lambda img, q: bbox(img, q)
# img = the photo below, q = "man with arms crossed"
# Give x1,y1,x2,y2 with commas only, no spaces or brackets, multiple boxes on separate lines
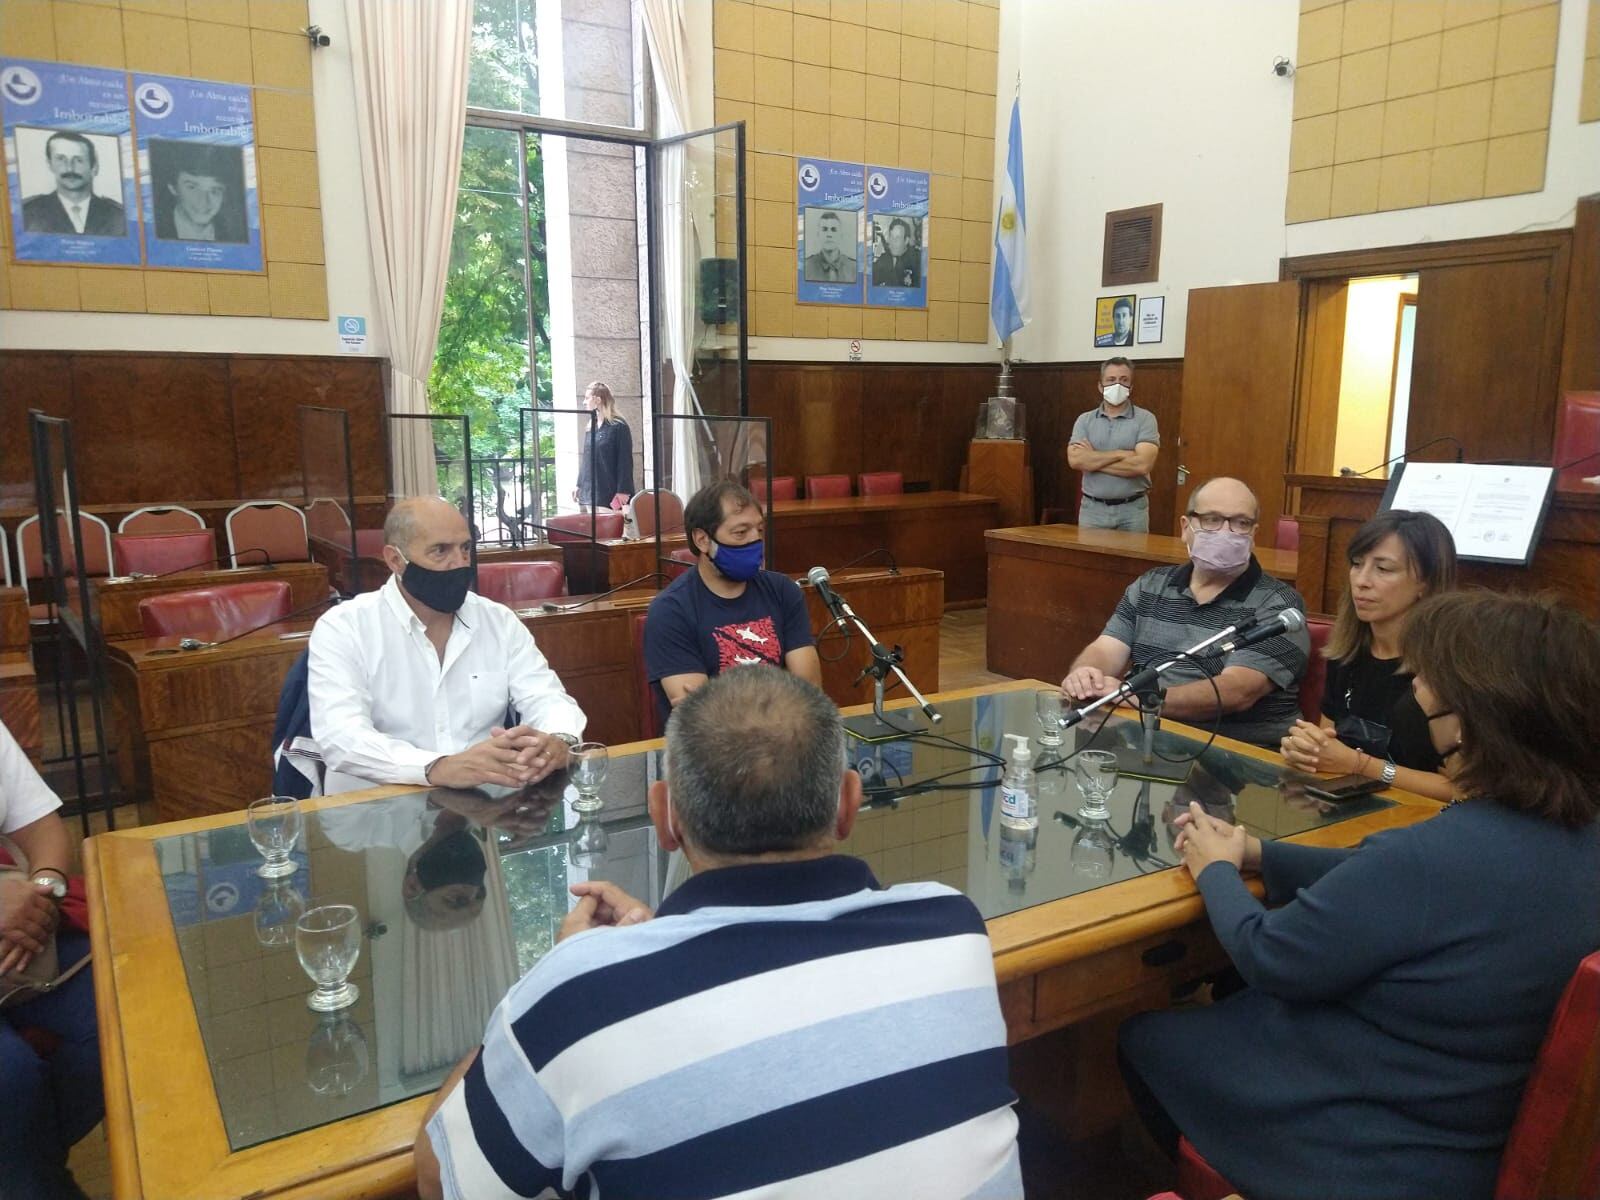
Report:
416,667,1022,1200
1069,357,1159,532
644,480,821,727
1061,477,1310,748
309,497,584,794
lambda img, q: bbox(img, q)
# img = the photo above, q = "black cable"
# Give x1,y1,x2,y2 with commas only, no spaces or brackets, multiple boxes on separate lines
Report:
814,614,854,663
1143,652,1226,767
833,548,899,574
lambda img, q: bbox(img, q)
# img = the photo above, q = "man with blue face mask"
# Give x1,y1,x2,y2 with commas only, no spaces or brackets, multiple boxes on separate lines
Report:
1060,477,1310,747
1068,357,1159,531
308,496,585,794
644,481,821,728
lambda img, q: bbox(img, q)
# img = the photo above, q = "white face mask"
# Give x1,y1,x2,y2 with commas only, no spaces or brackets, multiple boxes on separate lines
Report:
1102,383,1130,407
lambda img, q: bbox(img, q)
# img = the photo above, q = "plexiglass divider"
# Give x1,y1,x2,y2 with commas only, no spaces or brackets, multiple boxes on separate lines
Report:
511,405,609,548
299,406,361,596
28,410,117,833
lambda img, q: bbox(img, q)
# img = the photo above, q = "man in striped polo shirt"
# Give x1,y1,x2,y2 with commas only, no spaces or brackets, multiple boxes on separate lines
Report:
1061,476,1310,747
415,667,1021,1200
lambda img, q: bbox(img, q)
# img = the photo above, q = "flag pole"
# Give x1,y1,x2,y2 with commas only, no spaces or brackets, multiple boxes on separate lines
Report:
997,338,1013,398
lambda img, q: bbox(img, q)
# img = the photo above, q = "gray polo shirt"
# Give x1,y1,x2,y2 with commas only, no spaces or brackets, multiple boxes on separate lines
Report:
1070,403,1160,500
1103,558,1310,747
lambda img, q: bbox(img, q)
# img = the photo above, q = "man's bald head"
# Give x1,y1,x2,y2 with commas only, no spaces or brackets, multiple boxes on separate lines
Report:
1185,477,1259,520
384,497,469,559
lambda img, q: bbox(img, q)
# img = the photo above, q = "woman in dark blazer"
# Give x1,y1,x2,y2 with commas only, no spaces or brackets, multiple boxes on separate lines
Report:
572,381,634,512
1120,590,1600,1200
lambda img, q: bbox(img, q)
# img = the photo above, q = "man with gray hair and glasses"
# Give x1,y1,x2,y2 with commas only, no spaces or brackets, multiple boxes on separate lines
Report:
415,667,1022,1200
1060,476,1310,747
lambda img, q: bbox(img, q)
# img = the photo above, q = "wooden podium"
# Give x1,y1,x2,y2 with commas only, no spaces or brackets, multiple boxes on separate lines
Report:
962,438,1034,528
1288,473,1600,618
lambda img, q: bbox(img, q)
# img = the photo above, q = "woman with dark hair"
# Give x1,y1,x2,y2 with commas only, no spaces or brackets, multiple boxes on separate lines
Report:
572,381,634,512
1119,590,1600,1200
1280,509,1457,802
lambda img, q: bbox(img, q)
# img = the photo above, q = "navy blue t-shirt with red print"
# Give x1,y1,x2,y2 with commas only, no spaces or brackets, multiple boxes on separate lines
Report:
643,567,815,727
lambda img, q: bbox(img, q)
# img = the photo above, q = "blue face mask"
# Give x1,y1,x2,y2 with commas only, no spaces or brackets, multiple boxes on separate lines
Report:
710,537,763,582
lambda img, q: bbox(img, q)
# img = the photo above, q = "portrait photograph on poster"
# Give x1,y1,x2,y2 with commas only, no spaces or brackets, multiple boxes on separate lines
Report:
795,156,865,305
0,57,141,265
132,72,263,271
864,165,928,309
1094,293,1136,347
801,206,858,284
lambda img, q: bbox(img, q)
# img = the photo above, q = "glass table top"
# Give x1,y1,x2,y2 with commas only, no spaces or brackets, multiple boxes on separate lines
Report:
153,688,1394,1150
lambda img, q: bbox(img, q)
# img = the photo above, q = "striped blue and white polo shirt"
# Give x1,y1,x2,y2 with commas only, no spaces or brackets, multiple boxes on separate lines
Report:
427,854,1022,1199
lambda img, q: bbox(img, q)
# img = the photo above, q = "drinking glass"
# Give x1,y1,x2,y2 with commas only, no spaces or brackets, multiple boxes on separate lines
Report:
569,817,609,870
1035,689,1065,748
1070,820,1117,880
1074,750,1118,822
570,742,609,814
295,904,361,1012
254,881,305,947
305,1012,369,1097
247,797,303,879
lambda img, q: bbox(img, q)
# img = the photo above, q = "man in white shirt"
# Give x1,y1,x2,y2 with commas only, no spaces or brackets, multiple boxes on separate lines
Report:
308,497,586,795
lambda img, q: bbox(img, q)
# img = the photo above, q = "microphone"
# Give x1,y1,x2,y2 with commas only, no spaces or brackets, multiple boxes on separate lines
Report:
1214,607,1305,655
807,566,941,727
1339,435,1463,477
807,565,847,616
533,572,668,614
126,548,274,580
177,593,339,651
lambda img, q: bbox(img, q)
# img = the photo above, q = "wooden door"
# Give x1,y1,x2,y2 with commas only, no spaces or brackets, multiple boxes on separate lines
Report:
1178,281,1302,535
1408,256,1566,464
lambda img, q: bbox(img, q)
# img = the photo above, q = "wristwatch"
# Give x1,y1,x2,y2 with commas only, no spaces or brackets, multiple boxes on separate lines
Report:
1380,759,1397,787
32,872,67,900
551,733,580,750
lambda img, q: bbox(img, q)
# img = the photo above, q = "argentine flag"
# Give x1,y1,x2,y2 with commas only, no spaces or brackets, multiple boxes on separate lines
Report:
990,96,1029,343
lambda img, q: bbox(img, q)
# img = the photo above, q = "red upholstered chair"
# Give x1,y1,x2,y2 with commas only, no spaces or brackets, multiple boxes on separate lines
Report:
1274,516,1300,552
138,580,292,641
633,610,661,741
665,547,695,579
1299,615,1332,723
1494,949,1600,1200
629,490,685,538
304,498,351,545
226,501,310,566
475,561,565,608
1176,1137,1240,1200
805,474,852,499
544,512,624,543
113,530,217,576
858,471,904,496
750,476,797,504
353,529,387,558
16,511,114,621
118,505,205,535
1554,392,1600,489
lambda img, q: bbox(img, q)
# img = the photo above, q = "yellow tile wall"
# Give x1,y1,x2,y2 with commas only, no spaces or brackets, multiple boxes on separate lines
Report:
0,0,327,318
715,0,1000,342
1581,1,1600,123
1288,0,1560,222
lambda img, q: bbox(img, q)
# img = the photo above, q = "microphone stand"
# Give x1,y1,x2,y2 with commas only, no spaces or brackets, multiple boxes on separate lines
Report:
816,576,941,740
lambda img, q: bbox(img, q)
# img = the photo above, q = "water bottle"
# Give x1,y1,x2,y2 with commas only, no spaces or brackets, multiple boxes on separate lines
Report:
999,734,1037,831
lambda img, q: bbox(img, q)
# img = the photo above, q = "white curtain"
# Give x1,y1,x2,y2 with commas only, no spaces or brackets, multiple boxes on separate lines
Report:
640,0,711,500
345,0,475,498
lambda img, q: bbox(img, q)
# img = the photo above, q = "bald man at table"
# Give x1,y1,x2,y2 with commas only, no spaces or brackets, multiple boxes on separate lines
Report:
308,497,585,795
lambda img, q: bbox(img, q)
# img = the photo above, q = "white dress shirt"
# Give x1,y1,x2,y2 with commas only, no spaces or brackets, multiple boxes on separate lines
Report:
308,577,586,795
0,720,60,835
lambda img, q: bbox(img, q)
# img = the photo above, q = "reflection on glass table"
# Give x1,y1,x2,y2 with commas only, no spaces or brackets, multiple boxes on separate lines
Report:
151,690,1391,1151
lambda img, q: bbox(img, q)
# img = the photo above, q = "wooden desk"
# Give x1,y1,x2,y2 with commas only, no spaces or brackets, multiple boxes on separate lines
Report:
1289,473,1600,618
107,569,942,821
86,682,1440,1200
91,563,330,642
559,493,997,606
984,526,1299,681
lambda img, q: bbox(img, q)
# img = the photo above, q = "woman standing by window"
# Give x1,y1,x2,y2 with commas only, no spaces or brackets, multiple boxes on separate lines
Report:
572,381,634,512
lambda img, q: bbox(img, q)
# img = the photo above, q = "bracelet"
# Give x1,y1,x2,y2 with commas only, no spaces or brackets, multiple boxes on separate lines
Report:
1355,750,1370,777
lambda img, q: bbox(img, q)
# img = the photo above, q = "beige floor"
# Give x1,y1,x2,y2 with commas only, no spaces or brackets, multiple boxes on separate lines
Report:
62,608,1018,1198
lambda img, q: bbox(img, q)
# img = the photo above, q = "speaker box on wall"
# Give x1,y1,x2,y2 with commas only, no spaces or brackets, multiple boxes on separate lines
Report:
697,258,740,325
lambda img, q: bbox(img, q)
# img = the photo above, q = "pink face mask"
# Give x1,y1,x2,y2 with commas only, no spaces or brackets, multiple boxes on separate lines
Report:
1189,528,1252,574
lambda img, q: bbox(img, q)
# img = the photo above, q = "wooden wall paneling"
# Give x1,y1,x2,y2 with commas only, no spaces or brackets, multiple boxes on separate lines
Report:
0,353,73,507
1559,194,1600,395
1409,250,1567,464
229,357,389,501
72,355,236,504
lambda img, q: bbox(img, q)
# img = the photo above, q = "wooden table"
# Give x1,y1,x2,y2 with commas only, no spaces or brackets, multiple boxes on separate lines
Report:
1289,473,1600,618
86,680,1440,1200
556,492,998,607
90,563,330,642
984,526,1299,681
105,569,942,822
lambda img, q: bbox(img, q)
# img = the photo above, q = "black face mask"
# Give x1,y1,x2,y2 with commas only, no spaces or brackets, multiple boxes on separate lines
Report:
400,555,473,614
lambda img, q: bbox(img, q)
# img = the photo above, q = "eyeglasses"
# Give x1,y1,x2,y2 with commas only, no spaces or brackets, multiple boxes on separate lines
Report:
1186,511,1258,534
